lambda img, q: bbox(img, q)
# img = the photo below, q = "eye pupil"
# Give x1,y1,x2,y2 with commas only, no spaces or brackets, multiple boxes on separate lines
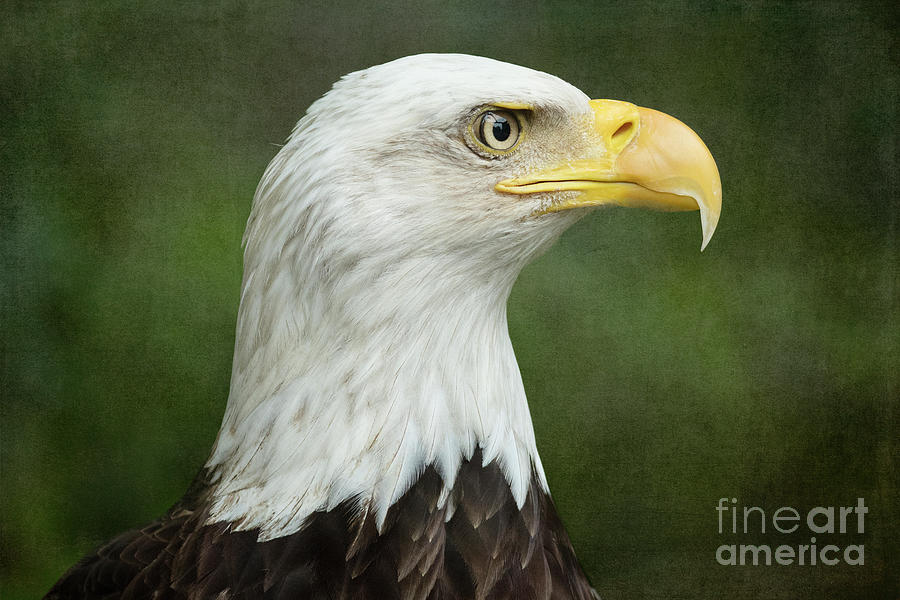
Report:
492,117,511,142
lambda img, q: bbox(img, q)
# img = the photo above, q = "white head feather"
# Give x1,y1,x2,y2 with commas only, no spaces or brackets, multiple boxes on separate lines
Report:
204,54,596,539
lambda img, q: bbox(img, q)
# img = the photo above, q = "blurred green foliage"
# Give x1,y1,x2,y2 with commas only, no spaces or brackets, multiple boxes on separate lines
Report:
2,1,897,598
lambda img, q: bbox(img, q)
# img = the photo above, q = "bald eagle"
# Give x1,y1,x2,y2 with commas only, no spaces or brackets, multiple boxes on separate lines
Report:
46,54,720,600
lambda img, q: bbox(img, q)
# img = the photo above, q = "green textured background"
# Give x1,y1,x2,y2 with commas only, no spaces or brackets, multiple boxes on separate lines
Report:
2,2,897,598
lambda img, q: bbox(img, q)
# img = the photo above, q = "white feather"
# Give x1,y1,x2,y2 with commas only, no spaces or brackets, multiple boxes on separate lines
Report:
204,54,594,539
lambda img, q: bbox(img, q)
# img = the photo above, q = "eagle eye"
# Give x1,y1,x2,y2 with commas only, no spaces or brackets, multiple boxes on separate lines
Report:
474,109,521,153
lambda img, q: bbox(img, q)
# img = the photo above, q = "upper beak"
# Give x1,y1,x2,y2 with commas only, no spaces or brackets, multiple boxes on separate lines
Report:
495,99,722,250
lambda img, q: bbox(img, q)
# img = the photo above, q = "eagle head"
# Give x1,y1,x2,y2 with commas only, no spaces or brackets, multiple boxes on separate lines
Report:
205,53,721,538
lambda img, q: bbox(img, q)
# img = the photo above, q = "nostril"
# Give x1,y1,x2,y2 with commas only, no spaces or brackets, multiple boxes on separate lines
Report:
612,121,634,142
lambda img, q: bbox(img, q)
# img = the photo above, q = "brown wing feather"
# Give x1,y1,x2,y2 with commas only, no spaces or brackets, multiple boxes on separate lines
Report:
45,451,596,600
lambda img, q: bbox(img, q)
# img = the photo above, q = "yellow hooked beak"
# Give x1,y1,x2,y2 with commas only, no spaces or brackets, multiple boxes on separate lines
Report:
496,99,722,250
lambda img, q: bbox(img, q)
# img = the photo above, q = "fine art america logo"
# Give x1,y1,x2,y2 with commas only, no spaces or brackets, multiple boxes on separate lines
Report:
715,498,867,566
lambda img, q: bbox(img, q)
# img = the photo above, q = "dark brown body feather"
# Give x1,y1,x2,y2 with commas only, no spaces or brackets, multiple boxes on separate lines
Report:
46,450,596,600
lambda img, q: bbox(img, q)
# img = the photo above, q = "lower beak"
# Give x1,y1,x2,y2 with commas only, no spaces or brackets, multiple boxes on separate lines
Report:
495,99,722,250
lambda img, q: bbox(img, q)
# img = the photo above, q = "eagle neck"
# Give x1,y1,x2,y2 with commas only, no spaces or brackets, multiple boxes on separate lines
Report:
205,251,548,540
